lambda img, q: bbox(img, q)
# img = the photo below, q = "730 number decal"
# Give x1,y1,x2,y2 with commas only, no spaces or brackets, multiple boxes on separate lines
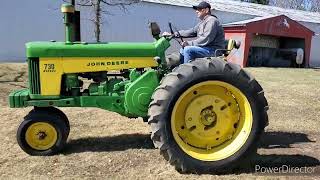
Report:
43,64,56,73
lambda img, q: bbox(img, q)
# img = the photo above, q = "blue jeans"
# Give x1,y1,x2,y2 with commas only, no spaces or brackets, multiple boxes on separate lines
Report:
180,46,215,64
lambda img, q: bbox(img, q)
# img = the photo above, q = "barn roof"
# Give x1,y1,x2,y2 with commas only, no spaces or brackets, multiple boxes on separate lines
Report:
223,15,315,36
223,15,277,26
142,0,320,24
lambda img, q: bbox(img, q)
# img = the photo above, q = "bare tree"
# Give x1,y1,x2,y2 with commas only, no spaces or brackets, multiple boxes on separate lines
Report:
269,0,320,12
309,0,320,12
287,0,305,10
64,0,140,42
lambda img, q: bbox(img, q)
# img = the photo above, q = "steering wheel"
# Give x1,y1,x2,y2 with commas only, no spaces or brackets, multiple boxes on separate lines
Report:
168,22,184,44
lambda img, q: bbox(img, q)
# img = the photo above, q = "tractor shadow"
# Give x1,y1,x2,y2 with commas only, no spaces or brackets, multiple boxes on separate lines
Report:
231,131,319,175
63,131,319,174
258,131,316,149
63,133,154,154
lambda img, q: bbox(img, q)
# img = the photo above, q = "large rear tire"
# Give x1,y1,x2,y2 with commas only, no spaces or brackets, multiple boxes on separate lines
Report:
148,59,268,173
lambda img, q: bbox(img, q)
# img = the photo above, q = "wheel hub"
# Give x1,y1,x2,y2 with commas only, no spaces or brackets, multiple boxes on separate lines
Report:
200,106,217,127
25,122,58,150
37,131,47,140
171,81,253,161
183,94,239,150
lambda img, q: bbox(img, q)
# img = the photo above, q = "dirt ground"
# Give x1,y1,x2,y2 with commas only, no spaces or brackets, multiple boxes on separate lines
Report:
0,63,319,179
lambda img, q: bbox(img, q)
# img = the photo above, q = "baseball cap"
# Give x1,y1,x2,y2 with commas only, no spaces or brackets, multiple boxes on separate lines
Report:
192,1,211,10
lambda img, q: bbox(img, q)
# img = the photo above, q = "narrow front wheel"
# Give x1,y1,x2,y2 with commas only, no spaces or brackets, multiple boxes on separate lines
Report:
17,108,68,156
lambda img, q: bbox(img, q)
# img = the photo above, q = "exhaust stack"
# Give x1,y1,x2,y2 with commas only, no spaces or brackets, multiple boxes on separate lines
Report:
61,4,75,44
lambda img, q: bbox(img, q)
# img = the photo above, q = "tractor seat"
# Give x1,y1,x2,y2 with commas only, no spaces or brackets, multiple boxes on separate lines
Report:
221,39,241,57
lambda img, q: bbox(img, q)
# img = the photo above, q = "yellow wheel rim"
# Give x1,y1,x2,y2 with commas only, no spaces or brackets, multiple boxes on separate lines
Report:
171,81,253,161
25,122,58,150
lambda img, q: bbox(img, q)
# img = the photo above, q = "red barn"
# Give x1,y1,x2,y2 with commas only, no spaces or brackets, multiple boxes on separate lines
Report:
224,15,315,67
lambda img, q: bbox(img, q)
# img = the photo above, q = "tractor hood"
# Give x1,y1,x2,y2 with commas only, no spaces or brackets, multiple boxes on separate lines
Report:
26,37,170,58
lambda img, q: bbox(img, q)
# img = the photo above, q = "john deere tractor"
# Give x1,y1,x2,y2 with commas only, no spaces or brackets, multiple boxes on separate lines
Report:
9,4,268,173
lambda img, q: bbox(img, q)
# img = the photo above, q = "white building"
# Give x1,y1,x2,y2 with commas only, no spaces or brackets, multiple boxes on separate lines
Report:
1,0,319,66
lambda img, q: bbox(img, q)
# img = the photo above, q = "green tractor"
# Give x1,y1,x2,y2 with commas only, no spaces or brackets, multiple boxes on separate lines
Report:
9,4,268,173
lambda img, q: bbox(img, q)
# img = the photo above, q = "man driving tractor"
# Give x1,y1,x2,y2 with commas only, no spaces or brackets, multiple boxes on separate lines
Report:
163,1,225,64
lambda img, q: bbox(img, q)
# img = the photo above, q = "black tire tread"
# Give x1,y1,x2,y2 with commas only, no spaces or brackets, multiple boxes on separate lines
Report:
148,59,268,173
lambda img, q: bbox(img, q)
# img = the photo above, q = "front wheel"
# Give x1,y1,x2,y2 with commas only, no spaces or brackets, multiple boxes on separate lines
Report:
17,108,69,156
148,59,268,173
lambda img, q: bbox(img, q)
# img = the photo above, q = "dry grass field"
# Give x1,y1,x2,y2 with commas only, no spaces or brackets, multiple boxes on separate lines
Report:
0,63,319,179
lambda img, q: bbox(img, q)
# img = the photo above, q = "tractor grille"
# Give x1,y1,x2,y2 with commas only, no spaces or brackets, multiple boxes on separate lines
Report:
28,58,41,94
